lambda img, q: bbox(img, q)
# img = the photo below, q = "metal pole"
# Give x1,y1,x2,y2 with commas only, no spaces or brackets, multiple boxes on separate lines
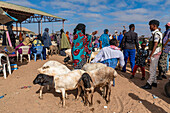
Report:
20,22,22,33
62,20,64,30
41,19,42,36
38,21,40,34
16,22,18,36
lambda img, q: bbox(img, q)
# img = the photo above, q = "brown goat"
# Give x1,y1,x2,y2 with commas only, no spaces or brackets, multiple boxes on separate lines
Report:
77,67,117,106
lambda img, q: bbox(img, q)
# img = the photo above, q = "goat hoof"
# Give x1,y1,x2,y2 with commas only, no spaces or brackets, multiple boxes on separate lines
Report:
39,97,43,100
89,103,93,107
84,103,87,106
65,97,69,100
106,100,110,104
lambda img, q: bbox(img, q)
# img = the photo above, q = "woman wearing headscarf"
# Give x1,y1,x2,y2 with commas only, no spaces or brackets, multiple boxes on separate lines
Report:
99,29,110,49
66,31,71,44
72,23,97,69
60,29,71,56
15,36,31,54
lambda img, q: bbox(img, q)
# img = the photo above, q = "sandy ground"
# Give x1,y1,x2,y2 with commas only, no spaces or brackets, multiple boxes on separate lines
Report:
0,55,170,113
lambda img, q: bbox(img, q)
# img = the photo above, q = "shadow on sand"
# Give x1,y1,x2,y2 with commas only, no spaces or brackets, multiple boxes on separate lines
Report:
118,64,170,104
129,93,168,113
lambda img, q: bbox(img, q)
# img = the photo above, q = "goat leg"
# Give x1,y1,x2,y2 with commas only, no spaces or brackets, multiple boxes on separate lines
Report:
105,85,109,103
107,83,112,103
61,89,66,107
76,86,81,100
65,93,69,99
102,86,106,98
39,86,43,99
47,85,50,91
84,92,88,106
89,89,94,106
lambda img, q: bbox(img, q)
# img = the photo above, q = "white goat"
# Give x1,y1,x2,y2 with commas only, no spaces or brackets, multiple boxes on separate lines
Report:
36,61,70,99
54,69,85,107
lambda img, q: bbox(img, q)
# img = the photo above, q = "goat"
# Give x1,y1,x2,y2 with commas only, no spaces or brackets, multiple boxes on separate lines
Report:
33,69,85,107
33,74,54,99
64,49,72,64
88,50,100,63
64,49,100,64
54,69,85,107
35,61,70,99
77,73,94,106
49,45,59,56
81,63,107,71
77,67,117,106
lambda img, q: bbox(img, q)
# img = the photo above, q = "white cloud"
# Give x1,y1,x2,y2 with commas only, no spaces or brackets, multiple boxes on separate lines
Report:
133,0,164,5
127,8,148,14
41,0,85,10
107,8,161,22
55,11,76,18
5,0,39,8
88,5,108,12
79,13,103,18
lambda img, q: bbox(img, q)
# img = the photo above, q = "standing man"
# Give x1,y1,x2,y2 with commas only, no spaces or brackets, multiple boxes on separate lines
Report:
42,28,52,59
157,22,170,80
142,20,162,89
121,24,139,72
118,30,126,47
99,29,110,49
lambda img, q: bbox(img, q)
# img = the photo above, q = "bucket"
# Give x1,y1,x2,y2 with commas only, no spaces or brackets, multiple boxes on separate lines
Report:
10,64,18,70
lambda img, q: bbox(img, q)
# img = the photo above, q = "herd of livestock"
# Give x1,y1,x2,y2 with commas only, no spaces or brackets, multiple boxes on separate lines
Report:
33,61,117,107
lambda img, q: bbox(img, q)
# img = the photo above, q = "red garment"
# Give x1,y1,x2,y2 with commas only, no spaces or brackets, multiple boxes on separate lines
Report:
132,65,145,77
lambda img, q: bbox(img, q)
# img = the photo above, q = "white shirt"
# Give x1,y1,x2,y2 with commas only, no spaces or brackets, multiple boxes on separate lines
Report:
91,46,125,67
149,29,162,56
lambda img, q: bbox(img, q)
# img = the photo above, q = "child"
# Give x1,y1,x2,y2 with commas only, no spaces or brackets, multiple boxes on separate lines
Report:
130,42,148,80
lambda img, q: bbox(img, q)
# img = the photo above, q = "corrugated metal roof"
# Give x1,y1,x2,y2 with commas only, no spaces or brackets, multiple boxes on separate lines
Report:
0,1,65,20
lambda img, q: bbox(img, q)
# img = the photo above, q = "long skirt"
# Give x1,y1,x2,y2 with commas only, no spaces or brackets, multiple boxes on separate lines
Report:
158,51,168,73
74,57,87,69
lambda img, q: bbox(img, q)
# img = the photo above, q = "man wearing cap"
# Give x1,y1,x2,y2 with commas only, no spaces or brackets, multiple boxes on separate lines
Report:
121,24,139,73
142,20,163,89
157,22,170,80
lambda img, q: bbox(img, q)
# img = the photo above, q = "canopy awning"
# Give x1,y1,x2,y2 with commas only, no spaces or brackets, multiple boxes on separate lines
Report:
0,7,17,25
0,1,66,24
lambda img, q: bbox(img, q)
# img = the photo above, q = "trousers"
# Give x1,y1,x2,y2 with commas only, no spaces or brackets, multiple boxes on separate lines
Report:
147,54,161,85
132,65,145,77
122,49,136,72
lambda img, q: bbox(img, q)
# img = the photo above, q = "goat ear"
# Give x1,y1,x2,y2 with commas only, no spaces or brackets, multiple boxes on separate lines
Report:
78,77,82,83
90,77,93,83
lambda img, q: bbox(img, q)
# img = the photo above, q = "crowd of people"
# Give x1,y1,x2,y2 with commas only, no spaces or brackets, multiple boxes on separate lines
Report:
71,20,170,90
0,19,169,91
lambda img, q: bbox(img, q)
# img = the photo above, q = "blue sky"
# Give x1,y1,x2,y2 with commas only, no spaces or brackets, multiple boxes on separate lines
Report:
2,0,170,36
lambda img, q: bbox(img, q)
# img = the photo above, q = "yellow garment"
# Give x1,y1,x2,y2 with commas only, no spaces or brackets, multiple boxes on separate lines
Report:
22,37,31,46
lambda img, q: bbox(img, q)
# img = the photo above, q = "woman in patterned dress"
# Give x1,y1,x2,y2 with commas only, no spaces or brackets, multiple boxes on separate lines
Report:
71,23,97,69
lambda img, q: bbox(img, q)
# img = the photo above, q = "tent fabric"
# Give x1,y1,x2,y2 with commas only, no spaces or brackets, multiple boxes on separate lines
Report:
0,1,65,21
0,7,17,25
